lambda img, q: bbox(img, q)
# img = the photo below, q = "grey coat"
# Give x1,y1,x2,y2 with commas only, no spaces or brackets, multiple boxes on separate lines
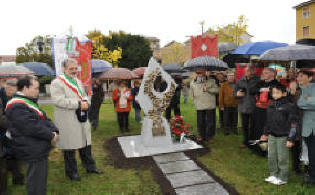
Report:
50,77,91,150
234,76,260,114
297,83,315,137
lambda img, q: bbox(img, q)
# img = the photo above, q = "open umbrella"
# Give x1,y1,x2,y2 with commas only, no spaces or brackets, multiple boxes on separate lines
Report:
232,41,288,55
99,68,138,80
132,67,147,77
296,60,315,68
259,45,315,61
0,64,34,78
183,56,228,71
91,59,112,73
19,62,54,76
162,63,184,73
296,38,315,46
223,54,251,68
219,42,237,55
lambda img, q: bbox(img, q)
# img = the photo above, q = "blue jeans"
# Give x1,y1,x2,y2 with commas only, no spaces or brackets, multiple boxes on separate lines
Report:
134,108,141,122
183,96,188,104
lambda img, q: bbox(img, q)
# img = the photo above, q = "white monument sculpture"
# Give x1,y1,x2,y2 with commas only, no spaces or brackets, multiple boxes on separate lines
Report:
136,58,177,147
117,58,202,158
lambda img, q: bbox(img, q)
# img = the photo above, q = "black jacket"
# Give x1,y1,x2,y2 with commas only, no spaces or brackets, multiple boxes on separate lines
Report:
131,87,141,109
250,79,280,108
263,97,299,141
234,75,260,114
5,95,58,161
0,88,8,112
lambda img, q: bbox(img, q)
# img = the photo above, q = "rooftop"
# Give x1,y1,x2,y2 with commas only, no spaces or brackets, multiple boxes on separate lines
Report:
293,0,315,9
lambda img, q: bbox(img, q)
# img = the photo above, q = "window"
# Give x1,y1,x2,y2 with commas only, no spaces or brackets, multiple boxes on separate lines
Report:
302,7,310,18
303,26,310,37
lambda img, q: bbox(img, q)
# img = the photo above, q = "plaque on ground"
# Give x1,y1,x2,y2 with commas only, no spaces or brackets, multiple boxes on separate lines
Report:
118,135,202,158
157,160,200,174
175,183,229,195
153,152,190,164
166,170,215,188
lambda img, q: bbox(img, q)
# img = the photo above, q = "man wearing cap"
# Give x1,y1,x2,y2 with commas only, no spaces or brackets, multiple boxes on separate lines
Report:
51,58,102,181
190,70,218,143
219,71,238,135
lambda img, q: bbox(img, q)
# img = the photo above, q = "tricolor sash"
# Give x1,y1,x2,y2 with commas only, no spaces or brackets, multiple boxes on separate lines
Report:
6,97,45,120
58,74,83,100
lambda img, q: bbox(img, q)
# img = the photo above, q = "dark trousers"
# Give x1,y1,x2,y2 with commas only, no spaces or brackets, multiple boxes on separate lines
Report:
117,112,129,132
0,158,25,195
305,134,315,180
63,145,96,177
88,101,102,130
291,140,302,172
223,107,238,134
241,113,254,145
219,109,224,128
134,108,141,122
26,158,48,195
7,159,25,184
197,109,216,141
165,104,181,121
252,107,267,140
0,158,8,195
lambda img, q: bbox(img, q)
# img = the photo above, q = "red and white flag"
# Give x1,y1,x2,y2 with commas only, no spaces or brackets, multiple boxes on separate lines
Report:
191,35,218,58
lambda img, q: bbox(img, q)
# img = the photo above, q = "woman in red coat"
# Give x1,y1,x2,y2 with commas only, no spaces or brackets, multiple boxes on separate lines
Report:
112,81,133,132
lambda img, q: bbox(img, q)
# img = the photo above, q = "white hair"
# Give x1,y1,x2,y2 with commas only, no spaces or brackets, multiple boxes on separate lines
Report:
62,58,78,68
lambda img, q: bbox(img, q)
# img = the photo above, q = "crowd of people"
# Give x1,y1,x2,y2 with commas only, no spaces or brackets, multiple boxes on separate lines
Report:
189,65,315,186
0,57,315,194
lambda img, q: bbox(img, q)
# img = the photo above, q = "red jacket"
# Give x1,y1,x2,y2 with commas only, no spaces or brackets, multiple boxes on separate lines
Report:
112,88,133,112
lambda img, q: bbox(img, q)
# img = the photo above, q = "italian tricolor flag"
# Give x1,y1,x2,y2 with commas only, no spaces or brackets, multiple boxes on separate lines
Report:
58,74,83,100
6,97,44,120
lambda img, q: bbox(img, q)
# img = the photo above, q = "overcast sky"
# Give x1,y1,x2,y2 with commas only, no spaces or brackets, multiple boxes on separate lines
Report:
0,0,305,55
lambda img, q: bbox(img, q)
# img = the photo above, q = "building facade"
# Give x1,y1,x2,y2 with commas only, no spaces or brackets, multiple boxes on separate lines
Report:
294,0,315,40
0,55,16,64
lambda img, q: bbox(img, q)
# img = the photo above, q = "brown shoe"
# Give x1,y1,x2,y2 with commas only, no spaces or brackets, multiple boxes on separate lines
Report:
239,144,247,149
208,138,215,144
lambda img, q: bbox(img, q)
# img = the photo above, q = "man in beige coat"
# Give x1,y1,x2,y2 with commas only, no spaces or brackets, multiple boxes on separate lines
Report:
50,58,102,181
190,70,218,143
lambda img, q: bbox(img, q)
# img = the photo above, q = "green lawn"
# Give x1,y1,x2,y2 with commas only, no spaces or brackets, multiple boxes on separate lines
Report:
7,99,315,194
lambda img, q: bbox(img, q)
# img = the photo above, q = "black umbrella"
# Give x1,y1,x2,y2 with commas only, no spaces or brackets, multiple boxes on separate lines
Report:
162,63,184,73
296,60,315,68
296,38,315,46
183,56,228,71
222,54,251,68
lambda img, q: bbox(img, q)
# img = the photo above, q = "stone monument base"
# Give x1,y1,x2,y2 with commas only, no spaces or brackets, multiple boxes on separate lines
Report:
140,117,173,147
118,135,203,158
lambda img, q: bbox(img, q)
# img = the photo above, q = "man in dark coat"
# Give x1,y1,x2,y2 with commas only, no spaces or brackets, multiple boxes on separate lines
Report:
0,79,25,189
88,78,104,130
251,68,280,154
131,80,141,122
5,76,59,195
165,76,182,121
234,66,260,148
0,98,9,195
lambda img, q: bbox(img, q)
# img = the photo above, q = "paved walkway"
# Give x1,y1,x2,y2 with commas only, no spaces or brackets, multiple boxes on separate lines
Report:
38,99,53,105
153,152,229,195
